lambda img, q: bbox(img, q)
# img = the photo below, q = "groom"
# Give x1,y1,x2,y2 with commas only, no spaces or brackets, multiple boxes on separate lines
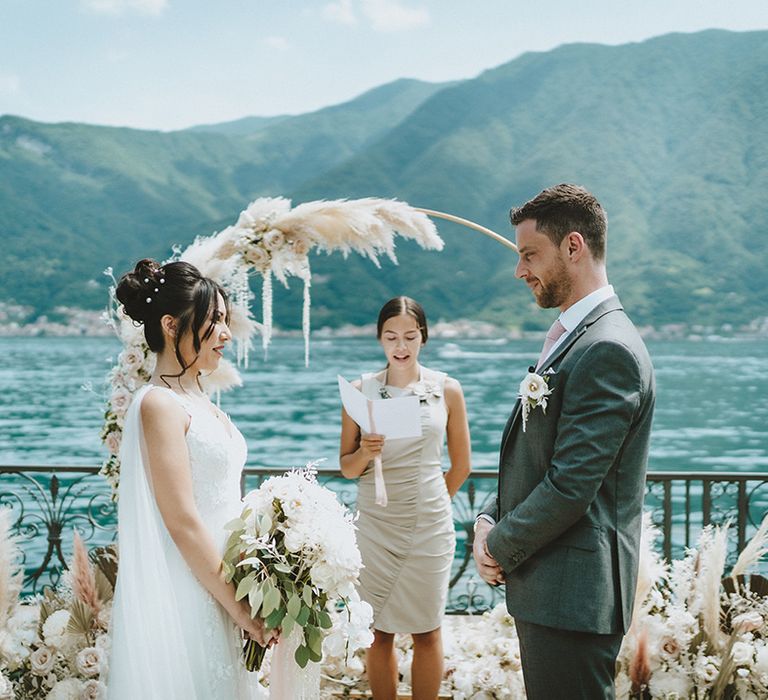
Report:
473,184,655,699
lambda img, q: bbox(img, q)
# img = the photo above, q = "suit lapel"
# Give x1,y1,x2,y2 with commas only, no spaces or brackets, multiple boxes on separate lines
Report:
500,295,624,458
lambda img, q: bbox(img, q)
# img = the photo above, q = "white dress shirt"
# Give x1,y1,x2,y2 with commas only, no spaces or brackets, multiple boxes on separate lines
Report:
539,284,615,366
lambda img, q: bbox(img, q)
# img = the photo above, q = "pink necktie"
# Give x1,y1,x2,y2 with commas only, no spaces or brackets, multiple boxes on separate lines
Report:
536,318,567,369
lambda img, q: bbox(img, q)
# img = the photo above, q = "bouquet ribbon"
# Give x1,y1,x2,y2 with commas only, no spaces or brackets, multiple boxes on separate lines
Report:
367,401,388,507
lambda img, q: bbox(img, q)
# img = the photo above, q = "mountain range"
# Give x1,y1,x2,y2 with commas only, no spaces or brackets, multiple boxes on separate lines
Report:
1,29,766,331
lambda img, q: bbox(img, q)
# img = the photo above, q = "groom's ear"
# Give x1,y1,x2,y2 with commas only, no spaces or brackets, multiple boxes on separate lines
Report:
562,231,586,262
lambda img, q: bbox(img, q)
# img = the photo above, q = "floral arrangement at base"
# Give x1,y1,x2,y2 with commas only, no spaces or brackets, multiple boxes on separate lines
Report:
617,514,768,699
0,508,117,700
4,508,768,700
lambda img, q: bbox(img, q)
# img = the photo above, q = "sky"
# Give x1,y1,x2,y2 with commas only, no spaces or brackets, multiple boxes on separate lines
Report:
1,0,767,131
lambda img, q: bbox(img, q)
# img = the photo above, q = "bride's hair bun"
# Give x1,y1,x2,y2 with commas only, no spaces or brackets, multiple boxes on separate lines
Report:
114,258,229,358
115,258,165,324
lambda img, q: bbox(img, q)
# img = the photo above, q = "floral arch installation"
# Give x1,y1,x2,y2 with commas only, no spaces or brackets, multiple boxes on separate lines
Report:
99,196,515,495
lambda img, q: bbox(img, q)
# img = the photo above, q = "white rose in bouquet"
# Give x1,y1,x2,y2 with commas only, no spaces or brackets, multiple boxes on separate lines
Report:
29,645,57,676
80,679,106,700
75,647,103,678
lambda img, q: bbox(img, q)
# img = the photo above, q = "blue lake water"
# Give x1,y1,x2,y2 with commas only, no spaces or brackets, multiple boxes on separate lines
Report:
0,335,767,472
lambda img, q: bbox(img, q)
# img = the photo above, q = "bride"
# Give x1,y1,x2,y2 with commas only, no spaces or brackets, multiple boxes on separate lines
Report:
107,259,276,699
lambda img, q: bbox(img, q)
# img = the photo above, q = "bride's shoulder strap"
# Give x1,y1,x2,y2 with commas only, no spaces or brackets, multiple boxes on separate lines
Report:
141,385,193,418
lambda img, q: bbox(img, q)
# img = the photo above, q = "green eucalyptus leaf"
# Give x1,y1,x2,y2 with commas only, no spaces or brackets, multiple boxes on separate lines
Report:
318,610,333,629
224,517,246,532
248,585,264,616
307,626,323,655
294,644,310,669
287,593,301,620
296,604,311,627
302,585,314,607
235,573,255,601
265,606,286,629
281,614,296,639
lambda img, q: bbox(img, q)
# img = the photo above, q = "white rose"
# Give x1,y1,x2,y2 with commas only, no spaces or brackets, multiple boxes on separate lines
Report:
43,610,71,650
29,645,57,676
80,679,106,700
109,386,132,415
322,627,347,659
732,640,754,667
104,430,121,456
648,669,692,699
262,230,285,251
518,372,551,402
695,655,720,685
75,646,103,678
118,348,143,374
754,641,768,675
0,672,14,700
243,245,270,270
46,678,83,700
733,611,764,633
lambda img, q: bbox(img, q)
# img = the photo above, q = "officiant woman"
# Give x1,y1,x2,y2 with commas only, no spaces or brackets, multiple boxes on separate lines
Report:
340,296,471,699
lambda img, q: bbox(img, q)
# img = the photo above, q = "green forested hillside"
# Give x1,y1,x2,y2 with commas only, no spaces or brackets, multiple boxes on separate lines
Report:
1,30,766,330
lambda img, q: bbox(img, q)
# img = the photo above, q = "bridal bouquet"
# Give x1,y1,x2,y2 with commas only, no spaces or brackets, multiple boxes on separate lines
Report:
222,464,373,671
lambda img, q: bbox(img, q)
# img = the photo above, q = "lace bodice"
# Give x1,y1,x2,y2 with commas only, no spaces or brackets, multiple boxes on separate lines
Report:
151,386,247,520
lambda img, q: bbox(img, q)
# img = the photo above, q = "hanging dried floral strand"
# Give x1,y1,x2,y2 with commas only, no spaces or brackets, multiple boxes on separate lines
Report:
261,270,273,359
302,274,311,368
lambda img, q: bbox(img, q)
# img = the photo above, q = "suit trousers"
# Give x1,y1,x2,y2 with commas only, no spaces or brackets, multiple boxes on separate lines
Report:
515,620,623,700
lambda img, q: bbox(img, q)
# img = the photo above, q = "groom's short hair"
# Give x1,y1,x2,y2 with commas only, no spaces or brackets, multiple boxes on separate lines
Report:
510,184,607,260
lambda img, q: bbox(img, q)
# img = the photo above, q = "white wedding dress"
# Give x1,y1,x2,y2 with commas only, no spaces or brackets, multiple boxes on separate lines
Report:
107,384,267,700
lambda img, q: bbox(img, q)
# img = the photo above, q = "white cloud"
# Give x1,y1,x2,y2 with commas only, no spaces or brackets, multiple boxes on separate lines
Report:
265,36,291,51
323,0,357,26
0,72,20,95
82,0,168,16
361,0,430,32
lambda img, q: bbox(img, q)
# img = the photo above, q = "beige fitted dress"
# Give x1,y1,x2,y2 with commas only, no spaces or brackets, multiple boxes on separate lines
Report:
355,366,456,633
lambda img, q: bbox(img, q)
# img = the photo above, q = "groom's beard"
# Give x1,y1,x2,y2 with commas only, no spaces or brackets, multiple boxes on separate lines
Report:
532,255,572,309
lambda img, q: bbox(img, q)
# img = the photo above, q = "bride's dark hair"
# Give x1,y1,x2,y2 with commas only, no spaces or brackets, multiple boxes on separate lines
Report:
116,259,230,383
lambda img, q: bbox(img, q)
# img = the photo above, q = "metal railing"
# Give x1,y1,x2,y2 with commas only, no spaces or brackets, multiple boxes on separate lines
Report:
2,466,767,612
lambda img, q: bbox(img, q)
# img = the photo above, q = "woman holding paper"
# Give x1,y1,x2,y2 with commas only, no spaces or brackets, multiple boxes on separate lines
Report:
340,296,471,700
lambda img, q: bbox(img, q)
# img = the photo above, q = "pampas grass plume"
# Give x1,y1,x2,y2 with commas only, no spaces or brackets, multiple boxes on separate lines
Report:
0,507,22,629
72,531,101,617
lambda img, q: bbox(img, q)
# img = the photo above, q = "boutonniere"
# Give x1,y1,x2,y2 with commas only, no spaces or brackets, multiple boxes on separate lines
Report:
411,380,442,405
378,380,442,405
518,370,554,432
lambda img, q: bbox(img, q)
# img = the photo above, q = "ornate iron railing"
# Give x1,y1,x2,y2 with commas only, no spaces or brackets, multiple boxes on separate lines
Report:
1,466,767,612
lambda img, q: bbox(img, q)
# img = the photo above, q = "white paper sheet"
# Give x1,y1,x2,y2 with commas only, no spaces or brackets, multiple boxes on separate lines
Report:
337,375,422,439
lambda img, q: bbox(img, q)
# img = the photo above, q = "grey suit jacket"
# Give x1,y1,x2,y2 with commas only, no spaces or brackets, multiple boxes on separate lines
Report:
483,296,655,635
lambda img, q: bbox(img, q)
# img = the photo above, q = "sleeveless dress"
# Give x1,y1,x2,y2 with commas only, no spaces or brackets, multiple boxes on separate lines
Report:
107,385,266,700
355,366,456,633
